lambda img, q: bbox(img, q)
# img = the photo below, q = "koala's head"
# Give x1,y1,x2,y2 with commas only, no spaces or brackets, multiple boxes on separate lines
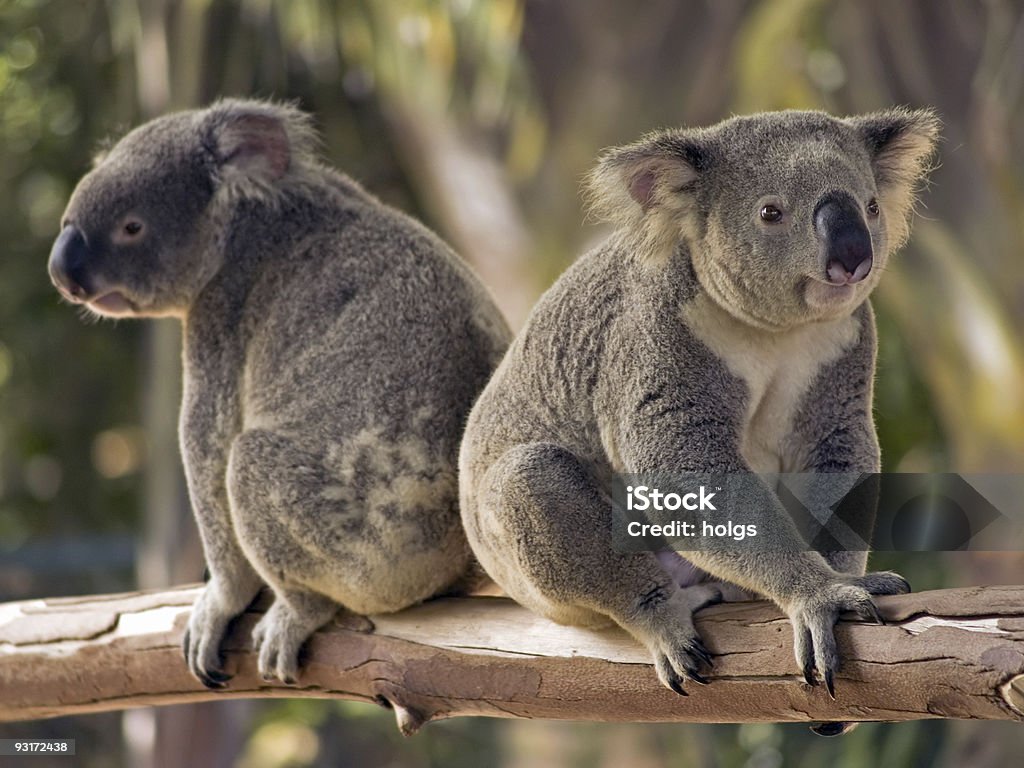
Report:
49,99,318,318
588,108,940,329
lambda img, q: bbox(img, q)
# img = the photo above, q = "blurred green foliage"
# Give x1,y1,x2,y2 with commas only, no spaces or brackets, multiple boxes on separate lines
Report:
0,0,142,564
1,0,1023,766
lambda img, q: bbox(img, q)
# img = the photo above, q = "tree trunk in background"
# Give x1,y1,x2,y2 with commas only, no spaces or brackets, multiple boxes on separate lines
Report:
384,103,538,330
127,3,250,767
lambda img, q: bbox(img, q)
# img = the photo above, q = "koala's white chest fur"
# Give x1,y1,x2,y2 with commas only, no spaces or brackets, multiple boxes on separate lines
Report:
681,294,860,473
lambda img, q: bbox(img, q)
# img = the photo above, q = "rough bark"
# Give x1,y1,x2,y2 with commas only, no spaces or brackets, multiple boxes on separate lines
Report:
1,586,1023,731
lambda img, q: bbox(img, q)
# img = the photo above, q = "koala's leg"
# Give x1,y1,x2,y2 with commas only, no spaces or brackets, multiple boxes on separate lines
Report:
181,442,264,687
470,442,722,694
227,429,342,684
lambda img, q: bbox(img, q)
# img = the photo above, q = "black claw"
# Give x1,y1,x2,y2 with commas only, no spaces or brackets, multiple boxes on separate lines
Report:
824,669,836,700
198,672,226,690
206,668,232,684
282,675,297,686
691,648,712,667
667,676,689,697
802,664,818,687
688,671,710,685
852,600,884,625
197,666,231,689
810,721,850,737
897,576,912,593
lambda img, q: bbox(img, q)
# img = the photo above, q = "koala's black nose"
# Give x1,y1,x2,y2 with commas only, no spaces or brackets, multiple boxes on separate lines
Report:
48,224,93,299
814,193,873,285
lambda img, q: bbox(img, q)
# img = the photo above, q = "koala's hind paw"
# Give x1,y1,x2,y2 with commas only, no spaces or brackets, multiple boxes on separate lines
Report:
641,584,722,695
251,591,339,685
854,570,911,596
653,634,715,695
788,573,903,697
252,605,301,685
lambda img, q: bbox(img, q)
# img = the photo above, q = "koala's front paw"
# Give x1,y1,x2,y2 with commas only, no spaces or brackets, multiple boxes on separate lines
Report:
787,570,909,697
183,584,244,689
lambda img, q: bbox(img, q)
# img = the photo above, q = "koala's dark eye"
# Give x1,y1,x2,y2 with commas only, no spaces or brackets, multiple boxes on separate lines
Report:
866,198,880,217
759,204,783,223
113,216,146,245
116,217,148,243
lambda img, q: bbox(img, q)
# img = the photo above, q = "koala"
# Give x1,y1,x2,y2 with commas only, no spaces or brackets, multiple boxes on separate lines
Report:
48,99,511,687
460,109,938,706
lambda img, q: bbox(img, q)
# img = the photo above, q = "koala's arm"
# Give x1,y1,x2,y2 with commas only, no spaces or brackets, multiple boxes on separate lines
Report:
793,304,880,473
615,429,840,604
180,324,262,685
179,364,252,586
789,302,881,575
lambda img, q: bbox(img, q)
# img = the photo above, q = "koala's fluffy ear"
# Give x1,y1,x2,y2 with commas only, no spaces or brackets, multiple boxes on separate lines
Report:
205,99,319,199
91,137,116,169
586,130,710,260
847,107,940,247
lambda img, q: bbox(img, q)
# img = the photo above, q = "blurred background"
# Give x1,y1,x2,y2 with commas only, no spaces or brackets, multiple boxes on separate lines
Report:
1,0,1023,765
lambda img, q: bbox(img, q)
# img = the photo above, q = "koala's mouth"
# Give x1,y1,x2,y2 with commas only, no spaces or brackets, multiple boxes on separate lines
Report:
803,277,861,309
87,291,137,316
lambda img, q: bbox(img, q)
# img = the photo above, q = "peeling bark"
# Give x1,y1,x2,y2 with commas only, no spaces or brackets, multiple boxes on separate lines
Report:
1,586,1023,729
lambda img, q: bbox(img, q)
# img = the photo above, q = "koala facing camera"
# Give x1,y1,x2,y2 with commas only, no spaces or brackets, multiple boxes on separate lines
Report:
460,108,938,700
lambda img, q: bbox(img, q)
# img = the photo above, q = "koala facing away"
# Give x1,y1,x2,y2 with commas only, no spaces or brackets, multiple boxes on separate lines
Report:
460,109,938,697
49,99,511,686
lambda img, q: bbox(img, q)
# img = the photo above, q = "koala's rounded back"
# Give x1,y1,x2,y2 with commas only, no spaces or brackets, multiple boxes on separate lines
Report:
49,99,512,686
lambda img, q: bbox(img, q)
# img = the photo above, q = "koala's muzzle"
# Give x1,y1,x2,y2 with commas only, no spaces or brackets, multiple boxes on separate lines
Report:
814,193,873,285
49,224,94,300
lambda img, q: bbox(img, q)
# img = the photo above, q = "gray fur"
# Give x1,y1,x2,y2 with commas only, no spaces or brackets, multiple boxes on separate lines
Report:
460,108,938,696
49,99,511,686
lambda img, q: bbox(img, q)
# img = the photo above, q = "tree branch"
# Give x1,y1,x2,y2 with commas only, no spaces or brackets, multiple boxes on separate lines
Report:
1,586,1023,730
